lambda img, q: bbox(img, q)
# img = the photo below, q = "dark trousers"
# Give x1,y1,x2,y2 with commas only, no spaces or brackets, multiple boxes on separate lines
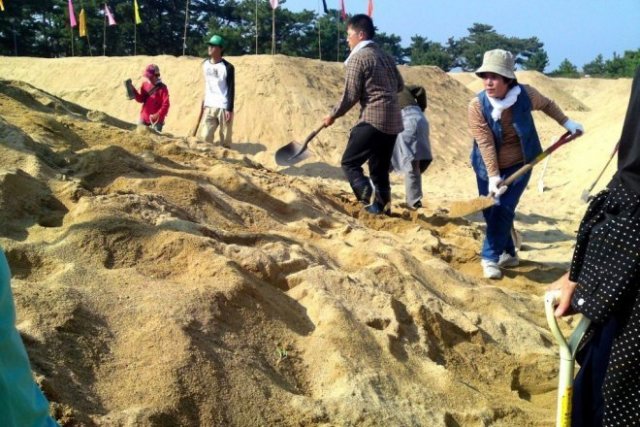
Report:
572,317,620,427
341,122,397,196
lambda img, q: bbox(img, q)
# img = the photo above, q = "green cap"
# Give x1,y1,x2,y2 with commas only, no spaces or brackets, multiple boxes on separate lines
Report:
208,35,224,47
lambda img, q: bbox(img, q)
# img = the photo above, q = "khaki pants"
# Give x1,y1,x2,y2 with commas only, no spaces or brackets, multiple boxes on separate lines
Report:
201,107,233,148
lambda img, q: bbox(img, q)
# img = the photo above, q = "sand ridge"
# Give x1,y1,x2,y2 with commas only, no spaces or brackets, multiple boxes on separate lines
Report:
0,55,633,426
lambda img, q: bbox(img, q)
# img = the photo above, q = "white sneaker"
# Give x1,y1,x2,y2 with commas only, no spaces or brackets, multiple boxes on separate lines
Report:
481,259,502,279
498,252,519,268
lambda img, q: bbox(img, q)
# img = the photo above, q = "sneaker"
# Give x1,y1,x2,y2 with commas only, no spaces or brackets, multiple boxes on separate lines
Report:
498,252,519,268
481,259,502,279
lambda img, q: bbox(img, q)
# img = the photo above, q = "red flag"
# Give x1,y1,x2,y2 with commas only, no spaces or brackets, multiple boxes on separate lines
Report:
340,0,346,21
367,0,373,17
105,4,116,26
269,0,278,9
68,0,77,27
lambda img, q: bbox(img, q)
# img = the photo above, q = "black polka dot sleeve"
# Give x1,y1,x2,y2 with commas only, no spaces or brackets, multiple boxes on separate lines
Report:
569,182,640,323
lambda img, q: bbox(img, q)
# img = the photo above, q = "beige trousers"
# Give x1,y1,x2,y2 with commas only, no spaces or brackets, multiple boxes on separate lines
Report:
200,107,233,148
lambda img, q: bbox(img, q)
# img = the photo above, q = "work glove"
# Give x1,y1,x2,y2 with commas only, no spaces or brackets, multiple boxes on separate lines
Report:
562,119,584,135
488,175,508,198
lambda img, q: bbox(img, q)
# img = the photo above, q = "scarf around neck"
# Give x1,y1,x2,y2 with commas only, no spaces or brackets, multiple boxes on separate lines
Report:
487,85,521,121
344,40,374,66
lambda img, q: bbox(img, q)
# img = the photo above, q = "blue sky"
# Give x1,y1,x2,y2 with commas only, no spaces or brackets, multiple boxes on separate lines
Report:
280,0,640,71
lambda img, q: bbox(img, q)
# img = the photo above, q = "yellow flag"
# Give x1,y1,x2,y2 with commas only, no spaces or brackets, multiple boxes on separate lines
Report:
134,0,142,24
0,0,5,12
79,8,87,37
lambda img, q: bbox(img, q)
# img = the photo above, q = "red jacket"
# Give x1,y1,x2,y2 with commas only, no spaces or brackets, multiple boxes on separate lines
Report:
134,81,170,125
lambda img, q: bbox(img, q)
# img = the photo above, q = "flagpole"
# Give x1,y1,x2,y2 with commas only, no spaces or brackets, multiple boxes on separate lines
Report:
82,4,94,56
317,0,321,60
254,0,258,55
86,33,94,57
336,12,339,62
271,6,275,55
134,21,137,55
103,7,107,56
182,0,190,56
70,26,75,57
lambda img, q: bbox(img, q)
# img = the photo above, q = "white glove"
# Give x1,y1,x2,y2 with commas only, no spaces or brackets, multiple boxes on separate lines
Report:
488,175,508,197
563,119,584,135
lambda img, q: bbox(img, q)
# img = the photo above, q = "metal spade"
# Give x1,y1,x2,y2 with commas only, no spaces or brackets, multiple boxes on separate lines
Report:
275,123,325,166
448,131,580,218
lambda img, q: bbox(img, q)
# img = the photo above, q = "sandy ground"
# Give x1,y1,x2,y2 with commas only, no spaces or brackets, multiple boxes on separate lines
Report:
0,55,631,426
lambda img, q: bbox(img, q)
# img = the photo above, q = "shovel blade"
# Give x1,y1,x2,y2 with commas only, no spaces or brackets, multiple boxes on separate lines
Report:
447,196,496,218
580,189,591,203
275,141,311,166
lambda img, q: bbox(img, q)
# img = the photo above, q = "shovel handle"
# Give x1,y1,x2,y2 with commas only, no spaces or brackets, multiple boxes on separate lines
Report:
501,132,580,188
544,290,591,427
585,140,620,193
301,123,327,145
290,123,327,160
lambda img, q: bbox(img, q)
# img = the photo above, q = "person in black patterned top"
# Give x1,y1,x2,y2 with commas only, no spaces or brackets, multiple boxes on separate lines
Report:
552,66,640,427
323,14,404,215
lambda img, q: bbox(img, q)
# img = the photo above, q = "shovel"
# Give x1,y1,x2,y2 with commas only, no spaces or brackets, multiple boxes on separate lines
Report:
275,123,325,166
537,156,550,193
580,141,619,202
544,290,591,427
448,131,580,218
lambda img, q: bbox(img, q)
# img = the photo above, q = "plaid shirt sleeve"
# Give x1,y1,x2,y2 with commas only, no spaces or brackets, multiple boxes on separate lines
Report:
331,59,364,119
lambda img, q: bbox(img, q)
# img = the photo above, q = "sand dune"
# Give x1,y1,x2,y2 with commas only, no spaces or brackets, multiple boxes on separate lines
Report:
0,55,632,426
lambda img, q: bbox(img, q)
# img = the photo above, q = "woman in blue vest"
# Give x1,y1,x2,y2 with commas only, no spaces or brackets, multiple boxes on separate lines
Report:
468,49,584,279
1,247,59,427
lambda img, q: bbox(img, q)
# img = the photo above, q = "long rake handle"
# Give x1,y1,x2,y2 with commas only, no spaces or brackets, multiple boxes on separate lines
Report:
501,132,579,189
585,141,620,194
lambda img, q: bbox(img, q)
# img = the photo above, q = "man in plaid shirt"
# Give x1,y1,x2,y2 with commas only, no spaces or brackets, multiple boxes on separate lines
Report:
323,14,404,215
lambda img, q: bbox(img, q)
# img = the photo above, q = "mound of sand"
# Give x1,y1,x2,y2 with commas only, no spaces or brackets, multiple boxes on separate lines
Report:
0,55,633,426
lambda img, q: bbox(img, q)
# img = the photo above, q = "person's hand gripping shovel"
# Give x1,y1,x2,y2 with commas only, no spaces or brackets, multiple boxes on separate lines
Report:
275,123,326,166
544,289,591,427
448,131,582,218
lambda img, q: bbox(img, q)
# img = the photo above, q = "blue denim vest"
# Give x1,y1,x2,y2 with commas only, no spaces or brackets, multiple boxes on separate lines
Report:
471,85,542,180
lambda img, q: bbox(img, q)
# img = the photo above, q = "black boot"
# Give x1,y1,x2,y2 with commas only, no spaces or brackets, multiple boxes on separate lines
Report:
365,191,391,215
351,180,373,205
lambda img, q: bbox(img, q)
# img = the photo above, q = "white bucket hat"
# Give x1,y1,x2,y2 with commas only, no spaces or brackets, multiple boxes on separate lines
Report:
475,49,516,80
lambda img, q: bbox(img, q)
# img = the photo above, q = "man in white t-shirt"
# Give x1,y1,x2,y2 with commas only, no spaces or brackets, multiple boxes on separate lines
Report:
200,35,235,148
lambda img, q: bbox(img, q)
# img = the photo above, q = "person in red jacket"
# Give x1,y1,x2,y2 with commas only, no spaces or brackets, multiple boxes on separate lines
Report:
132,64,170,132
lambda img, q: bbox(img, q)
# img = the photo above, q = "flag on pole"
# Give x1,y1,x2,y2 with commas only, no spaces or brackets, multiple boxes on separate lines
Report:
321,0,328,14
367,0,373,17
79,8,87,37
269,0,278,9
340,0,347,21
0,0,4,12
134,0,142,24
105,4,117,26
68,0,77,27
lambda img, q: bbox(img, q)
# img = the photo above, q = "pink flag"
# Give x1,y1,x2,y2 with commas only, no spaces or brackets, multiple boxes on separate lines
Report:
269,0,278,9
367,0,373,17
340,0,347,21
105,4,116,26
68,0,77,27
